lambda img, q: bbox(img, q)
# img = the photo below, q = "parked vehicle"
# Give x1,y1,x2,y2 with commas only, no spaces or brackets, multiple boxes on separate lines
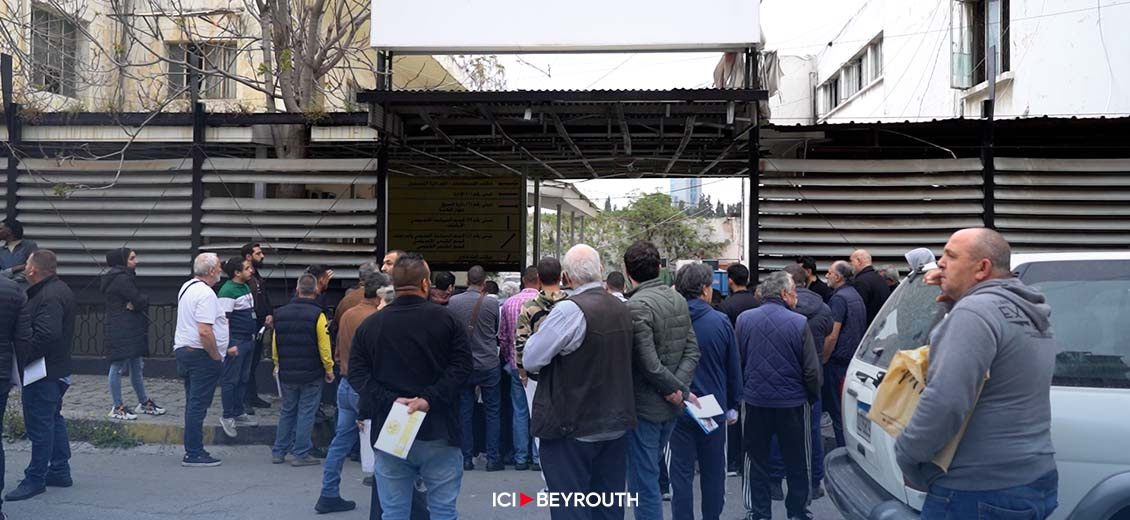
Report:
826,251,1130,520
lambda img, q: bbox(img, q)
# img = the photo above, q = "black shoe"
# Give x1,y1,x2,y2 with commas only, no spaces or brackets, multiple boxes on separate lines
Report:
182,454,223,467
362,475,374,487
811,483,825,500
485,461,505,472
530,462,541,471
4,481,45,501
770,481,784,501
463,460,474,471
244,406,256,416
515,462,529,471
315,496,357,514
249,396,271,408
308,447,327,459
45,474,73,488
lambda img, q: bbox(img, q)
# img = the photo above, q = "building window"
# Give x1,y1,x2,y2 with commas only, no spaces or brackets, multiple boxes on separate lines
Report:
30,8,78,97
951,0,1009,89
843,59,864,99
817,35,882,116
866,38,883,81
167,42,236,99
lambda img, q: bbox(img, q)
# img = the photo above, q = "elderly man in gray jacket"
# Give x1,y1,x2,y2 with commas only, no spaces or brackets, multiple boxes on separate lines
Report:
896,228,1058,519
622,240,700,520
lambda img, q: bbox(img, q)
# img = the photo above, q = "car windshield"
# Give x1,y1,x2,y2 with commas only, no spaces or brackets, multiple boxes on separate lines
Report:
1018,259,1130,388
854,271,946,369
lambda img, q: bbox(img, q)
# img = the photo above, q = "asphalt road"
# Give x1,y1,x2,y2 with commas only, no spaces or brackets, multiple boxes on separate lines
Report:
0,442,844,519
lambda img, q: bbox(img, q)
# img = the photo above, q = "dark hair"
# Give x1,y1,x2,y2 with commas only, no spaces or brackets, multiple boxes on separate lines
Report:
484,280,500,295
240,243,260,259
363,271,391,299
624,241,661,283
305,264,331,278
28,249,57,274
783,264,808,288
467,265,487,286
392,252,429,288
796,255,817,273
537,257,562,285
520,266,539,287
605,271,626,291
105,247,133,268
433,271,455,291
726,263,750,287
832,260,855,284
2,219,24,240
675,263,714,299
223,257,248,279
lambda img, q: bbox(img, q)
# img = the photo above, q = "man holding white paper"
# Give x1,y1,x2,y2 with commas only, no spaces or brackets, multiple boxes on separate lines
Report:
7,250,76,502
668,263,742,520
349,252,471,520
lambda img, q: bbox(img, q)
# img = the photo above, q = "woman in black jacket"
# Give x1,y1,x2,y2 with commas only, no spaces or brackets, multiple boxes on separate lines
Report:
102,248,164,420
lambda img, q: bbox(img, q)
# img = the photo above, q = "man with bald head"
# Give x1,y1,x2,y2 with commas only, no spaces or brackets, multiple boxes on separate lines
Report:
896,228,1058,519
849,249,890,326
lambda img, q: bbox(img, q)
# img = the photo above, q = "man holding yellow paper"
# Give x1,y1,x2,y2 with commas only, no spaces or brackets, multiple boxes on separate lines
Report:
895,228,1059,519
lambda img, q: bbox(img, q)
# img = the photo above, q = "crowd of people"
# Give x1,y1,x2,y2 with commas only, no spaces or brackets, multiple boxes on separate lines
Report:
0,216,1061,520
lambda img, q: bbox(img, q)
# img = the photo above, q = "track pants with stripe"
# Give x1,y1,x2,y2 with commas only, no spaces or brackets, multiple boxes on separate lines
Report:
742,403,812,520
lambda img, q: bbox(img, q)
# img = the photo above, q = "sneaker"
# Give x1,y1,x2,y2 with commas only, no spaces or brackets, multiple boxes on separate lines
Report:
182,454,223,467
244,406,256,416
485,461,505,472
272,454,286,464
362,475,374,487
108,406,137,421
219,417,237,438
530,462,541,471
515,462,529,471
770,481,785,501
727,470,739,477
135,399,166,416
315,496,357,514
463,460,474,471
233,413,258,427
292,455,321,467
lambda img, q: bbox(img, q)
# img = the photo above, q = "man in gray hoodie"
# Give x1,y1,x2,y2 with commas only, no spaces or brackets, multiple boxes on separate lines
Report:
895,228,1058,519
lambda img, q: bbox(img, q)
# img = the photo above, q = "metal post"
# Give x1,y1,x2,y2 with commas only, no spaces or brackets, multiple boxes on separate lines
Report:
532,178,541,262
520,172,528,267
981,99,995,229
744,47,761,278
190,67,205,265
555,204,562,259
2,54,19,221
569,211,575,246
375,139,389,258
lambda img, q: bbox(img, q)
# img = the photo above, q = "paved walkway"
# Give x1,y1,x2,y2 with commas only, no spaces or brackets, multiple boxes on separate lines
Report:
7,374,321,446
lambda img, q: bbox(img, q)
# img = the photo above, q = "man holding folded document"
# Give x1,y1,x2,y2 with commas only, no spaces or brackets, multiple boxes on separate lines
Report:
7,250,76,502
668,263,742,520
349,252,472,520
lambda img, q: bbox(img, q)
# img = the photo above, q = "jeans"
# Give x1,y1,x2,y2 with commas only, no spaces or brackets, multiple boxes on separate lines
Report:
108,356,149,407
921,470,1059,520
670,414,726,520
374,439,463,520
21,379,71,487
540,435,628,520
627,416,675,520
273,380,322,458
770,398,824,486
507,366,538,464
822,362,849,448
460,366,501,463
176,347,223,458
743,403,812,520
221,339,254,419
321,380,360,498
0,386,9,508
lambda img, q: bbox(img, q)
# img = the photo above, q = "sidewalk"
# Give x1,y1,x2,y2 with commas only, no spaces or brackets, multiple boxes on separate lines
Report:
6,374,336,447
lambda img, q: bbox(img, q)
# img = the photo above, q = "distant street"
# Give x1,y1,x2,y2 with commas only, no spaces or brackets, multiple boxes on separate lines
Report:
1,442,844,519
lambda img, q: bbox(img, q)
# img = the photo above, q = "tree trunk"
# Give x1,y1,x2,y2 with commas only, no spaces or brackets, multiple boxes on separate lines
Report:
273,123,309,198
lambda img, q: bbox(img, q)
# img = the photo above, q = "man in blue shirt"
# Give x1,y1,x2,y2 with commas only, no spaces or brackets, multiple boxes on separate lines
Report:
668,263,741,520
0,219,37,281
822,260,867,448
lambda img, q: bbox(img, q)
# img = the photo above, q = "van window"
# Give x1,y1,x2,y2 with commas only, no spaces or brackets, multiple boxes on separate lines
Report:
1017,260,1130,389
854,273,946,369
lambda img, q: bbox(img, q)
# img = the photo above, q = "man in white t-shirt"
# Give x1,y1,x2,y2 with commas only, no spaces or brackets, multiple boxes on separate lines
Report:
174,252,227,467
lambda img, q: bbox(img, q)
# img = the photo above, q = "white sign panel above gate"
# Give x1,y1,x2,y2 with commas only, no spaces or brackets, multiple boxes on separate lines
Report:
370,0,760,53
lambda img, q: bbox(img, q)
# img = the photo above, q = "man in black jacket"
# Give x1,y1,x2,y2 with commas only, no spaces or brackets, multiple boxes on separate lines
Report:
0,275,31,513
718,262,758,476
7,250,75,502
349,252,472,519
850,249,890,326
241,243,273,411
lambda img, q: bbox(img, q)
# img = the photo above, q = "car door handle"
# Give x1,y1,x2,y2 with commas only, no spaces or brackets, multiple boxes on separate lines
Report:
855,370,886,386
846,388,859,398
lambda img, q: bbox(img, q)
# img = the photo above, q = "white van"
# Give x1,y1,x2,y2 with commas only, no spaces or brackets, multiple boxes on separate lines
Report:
825,252,1130,520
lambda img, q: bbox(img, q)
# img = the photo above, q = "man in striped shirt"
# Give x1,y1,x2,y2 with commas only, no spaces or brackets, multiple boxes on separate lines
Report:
499,266,541,470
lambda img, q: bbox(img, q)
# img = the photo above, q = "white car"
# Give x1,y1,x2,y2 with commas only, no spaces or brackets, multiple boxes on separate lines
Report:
826,251,1130,520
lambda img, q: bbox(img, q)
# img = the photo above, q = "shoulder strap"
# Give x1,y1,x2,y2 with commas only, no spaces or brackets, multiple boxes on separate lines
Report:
467,290,489,333
178,280,204,302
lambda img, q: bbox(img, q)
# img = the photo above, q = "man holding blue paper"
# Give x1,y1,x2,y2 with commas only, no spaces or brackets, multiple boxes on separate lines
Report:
669,263,742,520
